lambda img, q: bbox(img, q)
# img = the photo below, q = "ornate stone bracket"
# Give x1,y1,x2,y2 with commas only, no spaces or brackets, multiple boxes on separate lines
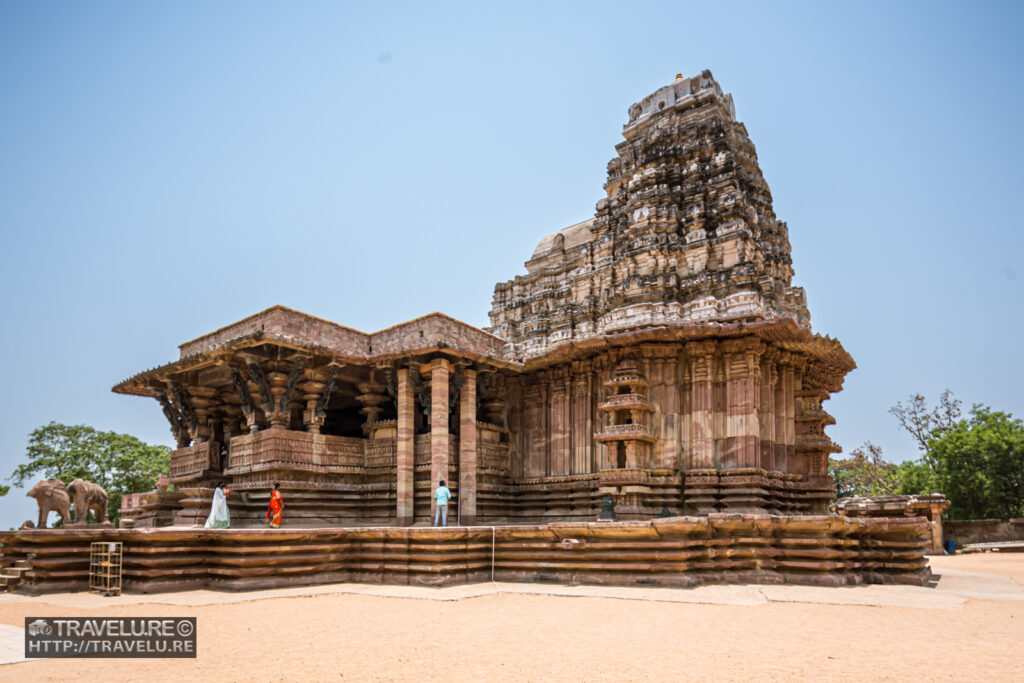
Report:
477,371,490,413
246,362,274,415
230,367,254,418
410,365,430,418
168,381,197,432
383,365,397,408
154,389,190,448
280,358,306,413
315,366,339,419
449,364,466,418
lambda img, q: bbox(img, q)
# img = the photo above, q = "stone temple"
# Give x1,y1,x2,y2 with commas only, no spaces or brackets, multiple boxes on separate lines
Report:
4,73,934,594
113,70,855,529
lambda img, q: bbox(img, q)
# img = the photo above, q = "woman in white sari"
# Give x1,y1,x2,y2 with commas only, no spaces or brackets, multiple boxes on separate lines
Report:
204,481,231,528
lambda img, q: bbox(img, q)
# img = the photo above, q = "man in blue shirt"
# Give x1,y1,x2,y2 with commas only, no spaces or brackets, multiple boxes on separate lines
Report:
434,479,452,527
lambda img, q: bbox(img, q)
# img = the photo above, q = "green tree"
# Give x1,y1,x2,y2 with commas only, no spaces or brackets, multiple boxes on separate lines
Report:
892,393,1024,520
3,422,171,526
894,459,940,497
830,442,898,498
889,389,962,468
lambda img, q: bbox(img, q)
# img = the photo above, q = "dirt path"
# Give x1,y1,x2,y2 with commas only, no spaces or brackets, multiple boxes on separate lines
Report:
0,554,1020,682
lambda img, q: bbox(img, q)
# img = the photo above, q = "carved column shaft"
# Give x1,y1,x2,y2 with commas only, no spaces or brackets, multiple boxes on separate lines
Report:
267,372,289,429
723,339,764,469
300,380,326,435
549,372,570,476
459,368,477,525
429,359,450,518
687,341,716,469
775,354,796,472
572,367,593,475
759,353,778,471
396,368,415,526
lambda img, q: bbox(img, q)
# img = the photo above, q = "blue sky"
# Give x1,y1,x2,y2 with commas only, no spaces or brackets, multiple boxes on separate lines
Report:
1,1,1021,529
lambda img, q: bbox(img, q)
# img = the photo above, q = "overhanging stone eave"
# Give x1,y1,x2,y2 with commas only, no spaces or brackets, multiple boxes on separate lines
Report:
517,318,827,370
111,332,371,397
115,330,525,398
369,344,523,373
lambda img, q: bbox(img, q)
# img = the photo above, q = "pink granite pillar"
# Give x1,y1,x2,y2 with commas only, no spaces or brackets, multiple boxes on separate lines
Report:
459,368,477,526
396,368,415,526
429,359,450,520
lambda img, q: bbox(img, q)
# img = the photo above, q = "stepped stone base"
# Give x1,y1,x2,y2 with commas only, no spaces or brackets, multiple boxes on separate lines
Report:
0,514,932,594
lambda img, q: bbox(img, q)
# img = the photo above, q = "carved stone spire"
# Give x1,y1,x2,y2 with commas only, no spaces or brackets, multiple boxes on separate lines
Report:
489,70,810,362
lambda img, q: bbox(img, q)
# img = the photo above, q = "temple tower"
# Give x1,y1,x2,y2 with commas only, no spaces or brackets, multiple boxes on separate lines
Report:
490,71,854,516
489,70,811,359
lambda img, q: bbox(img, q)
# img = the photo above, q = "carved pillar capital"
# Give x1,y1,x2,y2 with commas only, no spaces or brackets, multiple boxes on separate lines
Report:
299,379,327,434
685,339,718,358
187,386,218,443
723,338,766,380
356,380,389,435
266,371,290,429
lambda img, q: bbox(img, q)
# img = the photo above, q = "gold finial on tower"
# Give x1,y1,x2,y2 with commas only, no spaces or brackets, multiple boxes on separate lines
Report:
674,73,683,82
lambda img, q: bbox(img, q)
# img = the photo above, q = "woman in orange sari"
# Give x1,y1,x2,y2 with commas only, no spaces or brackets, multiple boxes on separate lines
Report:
265,482,284,528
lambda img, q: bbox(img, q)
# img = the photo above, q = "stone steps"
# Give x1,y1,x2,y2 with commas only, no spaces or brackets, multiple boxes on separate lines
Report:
0,561,29,592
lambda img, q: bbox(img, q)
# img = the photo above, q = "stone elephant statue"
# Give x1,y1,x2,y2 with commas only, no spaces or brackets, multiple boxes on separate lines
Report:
26,479,71,528
68,478,109,525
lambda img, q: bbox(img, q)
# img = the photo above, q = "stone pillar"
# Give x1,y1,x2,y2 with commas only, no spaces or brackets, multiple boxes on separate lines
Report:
220,404,240,472
571,363,593,475
549,370,570,475
429,359,450,520
459,368,477,526
678,353,691,467
222,408,240,442
686,341,717,469
652,355,680,470
267,372,289,429
929,503,946,554
775,352,796,472
356,380,388,435
300,380,326,434
722,338,764,468
929,507,942,557
188,387,218,444
396,368,415,526
759,349,778,471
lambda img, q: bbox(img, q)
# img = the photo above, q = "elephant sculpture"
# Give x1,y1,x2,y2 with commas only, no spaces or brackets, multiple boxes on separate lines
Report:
67,478,109,525
27,479,71,528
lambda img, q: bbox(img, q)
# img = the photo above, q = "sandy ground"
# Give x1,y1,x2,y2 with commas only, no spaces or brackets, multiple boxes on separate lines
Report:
0,554,1022,682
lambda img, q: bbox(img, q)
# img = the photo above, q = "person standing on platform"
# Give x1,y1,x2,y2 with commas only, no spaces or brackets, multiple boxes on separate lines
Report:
265,482,284,528
204,481,231,529
433,479,452,527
